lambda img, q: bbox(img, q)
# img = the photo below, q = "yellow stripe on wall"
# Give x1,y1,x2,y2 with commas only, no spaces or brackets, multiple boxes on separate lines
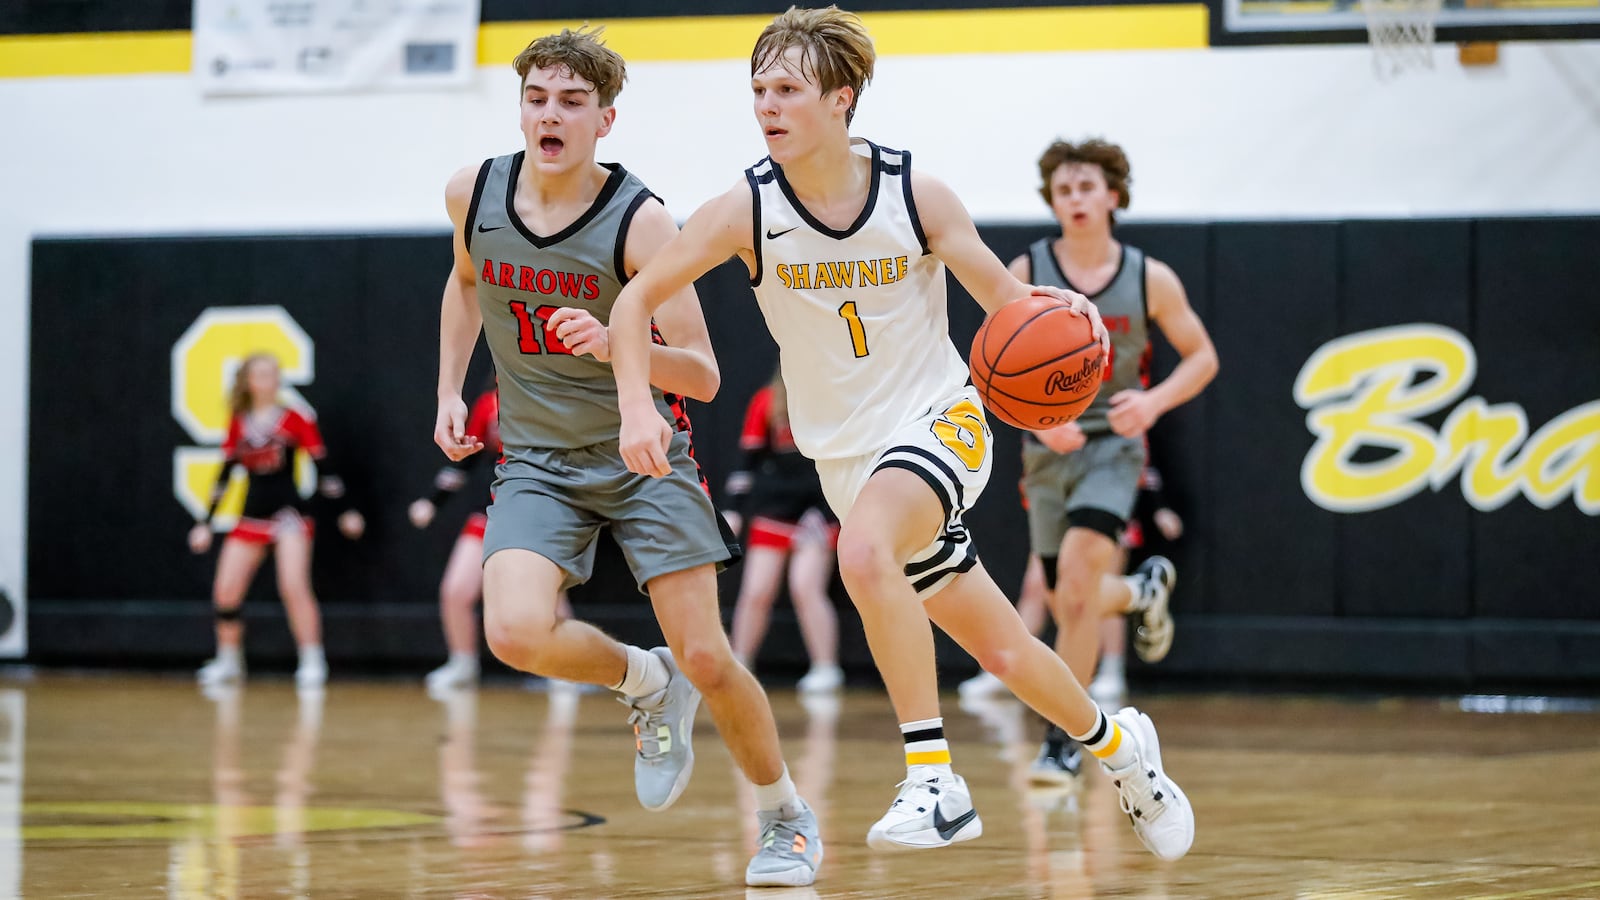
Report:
0,31,190,78
484,6,1208,65
0,5,1208,80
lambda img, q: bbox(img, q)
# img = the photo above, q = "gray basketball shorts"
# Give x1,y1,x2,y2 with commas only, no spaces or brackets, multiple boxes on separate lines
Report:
482,430,737,593
1021,432,1146,554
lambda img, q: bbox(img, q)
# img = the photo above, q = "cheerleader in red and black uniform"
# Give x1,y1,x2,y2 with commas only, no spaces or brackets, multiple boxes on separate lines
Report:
724,369,843,693
187,353,364,688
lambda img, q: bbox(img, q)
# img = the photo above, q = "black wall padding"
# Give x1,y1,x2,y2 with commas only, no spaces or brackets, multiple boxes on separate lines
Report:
28,216,1600,686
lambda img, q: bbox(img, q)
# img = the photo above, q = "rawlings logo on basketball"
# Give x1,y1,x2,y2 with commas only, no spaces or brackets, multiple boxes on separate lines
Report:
1296,323,1598,515
1044,356,1103,396
969,295,1103,430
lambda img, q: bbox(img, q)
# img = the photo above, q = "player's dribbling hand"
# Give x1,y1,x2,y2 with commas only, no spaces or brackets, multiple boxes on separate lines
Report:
188,523,212,555
1108,389,1160,438
546,307,610,361
619,406,674,478
339,510,366,540
434,394,485,461
1035,421,1086,454
408,499,436,529
1029,284,1111,364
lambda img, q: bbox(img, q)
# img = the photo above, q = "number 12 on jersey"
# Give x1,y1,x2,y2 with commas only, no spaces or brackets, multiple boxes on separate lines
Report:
837,301,869,358
509,301,574,355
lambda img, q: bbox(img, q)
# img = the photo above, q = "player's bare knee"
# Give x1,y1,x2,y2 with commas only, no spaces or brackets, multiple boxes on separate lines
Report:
1055,567,1098,621
835,538,897,593
673,639,735,693
483,603,554,671
973,644,1022,682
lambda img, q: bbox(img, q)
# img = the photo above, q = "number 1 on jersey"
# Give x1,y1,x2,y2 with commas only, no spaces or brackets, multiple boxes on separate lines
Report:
837,301,869,358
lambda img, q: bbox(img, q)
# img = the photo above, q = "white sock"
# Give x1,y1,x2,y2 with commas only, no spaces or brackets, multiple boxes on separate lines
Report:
298,645,325,668
216,645,242,666
448,651,478,669
612,645,669,698
1121,575,1147,612
753,765,798,813
1072,709,1137,771
901,717,954,778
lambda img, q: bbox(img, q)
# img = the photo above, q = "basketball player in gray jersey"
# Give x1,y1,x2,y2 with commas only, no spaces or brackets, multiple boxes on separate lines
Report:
432,29,822,888
1010,139,1218,782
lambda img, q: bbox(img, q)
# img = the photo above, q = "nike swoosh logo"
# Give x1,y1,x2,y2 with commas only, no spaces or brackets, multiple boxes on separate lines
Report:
477,223,505,233
932,804,977,842
766,226,799,240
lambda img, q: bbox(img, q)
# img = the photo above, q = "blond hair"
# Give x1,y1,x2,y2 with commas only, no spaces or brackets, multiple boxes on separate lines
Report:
1037,139,1133,224
752,6,875,125
514,26,627,106
230,353,278,416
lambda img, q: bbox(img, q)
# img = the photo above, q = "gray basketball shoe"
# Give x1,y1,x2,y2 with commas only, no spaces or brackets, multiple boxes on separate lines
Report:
745,797,823,886
622,647,700,811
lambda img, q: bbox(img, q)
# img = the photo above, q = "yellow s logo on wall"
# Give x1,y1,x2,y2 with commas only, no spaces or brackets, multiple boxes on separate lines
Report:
171,307,315,528
1295,324,1599,515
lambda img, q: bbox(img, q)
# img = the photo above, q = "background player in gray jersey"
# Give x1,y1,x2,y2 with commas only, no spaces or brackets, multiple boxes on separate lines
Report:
1008,138,1218,782
431,29,821,889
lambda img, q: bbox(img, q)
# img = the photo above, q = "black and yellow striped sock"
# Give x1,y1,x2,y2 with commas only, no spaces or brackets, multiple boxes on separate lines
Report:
1071,709,1136,771
901,717,953,776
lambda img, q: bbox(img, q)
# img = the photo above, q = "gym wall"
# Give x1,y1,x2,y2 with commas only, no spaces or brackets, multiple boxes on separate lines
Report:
5,5,1598,679
26,215,1600,686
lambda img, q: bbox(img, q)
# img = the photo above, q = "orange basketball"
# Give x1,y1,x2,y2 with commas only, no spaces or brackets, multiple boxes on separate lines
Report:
970,295,1103,430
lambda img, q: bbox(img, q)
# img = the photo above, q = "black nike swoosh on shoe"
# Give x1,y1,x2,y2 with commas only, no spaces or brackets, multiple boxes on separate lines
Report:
931,804,978,842
765,226,799,239
477,223,505,233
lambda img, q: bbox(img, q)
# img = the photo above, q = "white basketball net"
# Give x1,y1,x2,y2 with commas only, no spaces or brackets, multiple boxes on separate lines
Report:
1361,0,1443,78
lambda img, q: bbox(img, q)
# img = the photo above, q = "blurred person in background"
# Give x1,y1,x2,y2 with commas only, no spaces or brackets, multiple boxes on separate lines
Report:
724,368,843,694
1008,137,1216,785
188,352,364,689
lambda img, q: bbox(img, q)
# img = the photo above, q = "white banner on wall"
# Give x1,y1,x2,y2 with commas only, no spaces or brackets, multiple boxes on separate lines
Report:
193,0,480,96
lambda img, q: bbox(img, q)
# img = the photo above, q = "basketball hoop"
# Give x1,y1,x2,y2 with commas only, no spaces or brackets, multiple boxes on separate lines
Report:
1360,0,1443,78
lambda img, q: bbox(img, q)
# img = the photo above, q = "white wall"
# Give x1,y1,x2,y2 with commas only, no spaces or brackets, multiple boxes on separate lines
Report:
3,40,1599,653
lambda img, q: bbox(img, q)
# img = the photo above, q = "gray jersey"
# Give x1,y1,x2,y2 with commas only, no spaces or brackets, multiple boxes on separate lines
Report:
1027,240,1149,435
466,153,677,452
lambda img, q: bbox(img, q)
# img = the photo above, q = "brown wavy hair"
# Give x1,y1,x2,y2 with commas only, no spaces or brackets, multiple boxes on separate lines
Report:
1036,138,1132,223
514,26,627,106
752,6,876,125
229,353,279,416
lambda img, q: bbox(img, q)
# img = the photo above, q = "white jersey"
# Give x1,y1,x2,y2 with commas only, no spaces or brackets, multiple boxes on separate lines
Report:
746,139,970,460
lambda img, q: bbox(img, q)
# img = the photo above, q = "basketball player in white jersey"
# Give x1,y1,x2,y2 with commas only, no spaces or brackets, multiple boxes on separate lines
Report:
1012,139,1218,785
609,7,1194,862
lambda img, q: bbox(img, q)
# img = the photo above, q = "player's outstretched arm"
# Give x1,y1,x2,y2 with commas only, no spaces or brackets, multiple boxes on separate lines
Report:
612,182,752,477
435,164,487,462
547,198,721,401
